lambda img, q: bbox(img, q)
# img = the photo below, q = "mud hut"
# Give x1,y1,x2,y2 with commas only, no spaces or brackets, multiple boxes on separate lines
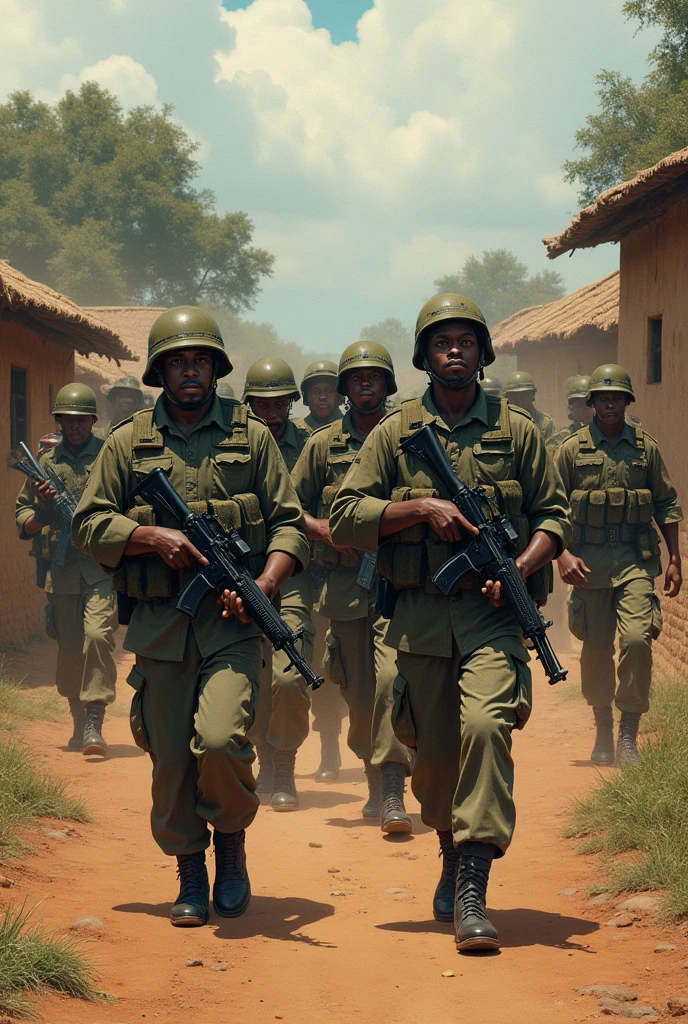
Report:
544,146,688,677
0,261,132,647
491,272,619,428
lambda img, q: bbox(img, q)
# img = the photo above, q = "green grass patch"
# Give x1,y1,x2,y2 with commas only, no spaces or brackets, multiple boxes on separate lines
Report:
566,680,688,918
0,902,96,1018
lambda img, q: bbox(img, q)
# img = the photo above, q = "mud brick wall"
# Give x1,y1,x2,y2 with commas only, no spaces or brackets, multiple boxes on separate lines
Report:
654,522,688,680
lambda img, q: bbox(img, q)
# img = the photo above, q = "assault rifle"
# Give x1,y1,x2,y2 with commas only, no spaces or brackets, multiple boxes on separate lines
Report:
9,441,78,567
131,467,324,690
398,425,567,685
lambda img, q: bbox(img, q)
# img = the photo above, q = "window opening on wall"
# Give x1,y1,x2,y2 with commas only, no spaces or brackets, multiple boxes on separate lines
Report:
10,366,28,449
648,316,662,384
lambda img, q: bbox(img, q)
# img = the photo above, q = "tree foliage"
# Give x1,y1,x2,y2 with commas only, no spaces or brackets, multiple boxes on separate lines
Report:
434,249,565,327
0,84,274,308
564,0,688,205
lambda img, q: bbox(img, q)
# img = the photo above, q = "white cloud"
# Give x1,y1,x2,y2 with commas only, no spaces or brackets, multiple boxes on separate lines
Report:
51,54,159,109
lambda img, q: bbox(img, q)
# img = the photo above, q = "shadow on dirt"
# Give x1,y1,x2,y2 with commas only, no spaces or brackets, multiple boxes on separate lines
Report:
377,908,599,949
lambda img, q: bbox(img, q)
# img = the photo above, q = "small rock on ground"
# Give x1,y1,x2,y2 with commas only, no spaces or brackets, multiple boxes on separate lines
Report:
616,895,661,913
588,895,613,906
559,888,579,896
667,997,688,1016
308,842,322,848
605,913,635,928
43,828,70,842
0,876,14,888
186,958,203,967
578,986,638,1002
209,962,229,972
384,888,406,895
327,868,340,874
598,998,660,1019
70,917,105,934
655,944,678,952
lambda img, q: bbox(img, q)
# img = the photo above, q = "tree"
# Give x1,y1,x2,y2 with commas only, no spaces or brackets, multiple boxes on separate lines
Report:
0,84,274,308
358,318,413,364
434,249,565,327
564,1,688,205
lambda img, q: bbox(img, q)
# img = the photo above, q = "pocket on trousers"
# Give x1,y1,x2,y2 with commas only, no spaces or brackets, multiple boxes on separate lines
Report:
323,631,346,688
650,593,663,640
568,588,586,642
510,651,533,731
127,665,152,754
391,673,417,750
45,600,57,641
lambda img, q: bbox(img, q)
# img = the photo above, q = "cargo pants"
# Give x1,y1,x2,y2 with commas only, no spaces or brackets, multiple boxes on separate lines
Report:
128,630,262,856
568,576,661,714
392,639,532,854
46,579,117,704
325,605,412,769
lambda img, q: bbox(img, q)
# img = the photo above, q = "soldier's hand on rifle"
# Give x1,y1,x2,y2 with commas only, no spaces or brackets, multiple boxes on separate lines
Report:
418,498,480,543
220,576,274,624
125,525,210,570
557,549,590,587
36,480,56,505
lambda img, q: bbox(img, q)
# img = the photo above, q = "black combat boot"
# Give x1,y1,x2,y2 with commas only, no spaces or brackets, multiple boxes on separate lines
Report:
82,701,107,757
314,728,341,782
433,830,460,922
271,749,299,811
212,829,251,918
379,762,412,834
254,742,274,794
67,698,84,752
361,760,381,818
591,706,615,765
170,851,209,927
617,711,641,766
454,842,500,952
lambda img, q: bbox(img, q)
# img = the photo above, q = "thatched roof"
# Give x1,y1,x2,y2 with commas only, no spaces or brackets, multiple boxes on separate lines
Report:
544,148,688,258
0,260,133,362
492,272,619,351
76,306,165,391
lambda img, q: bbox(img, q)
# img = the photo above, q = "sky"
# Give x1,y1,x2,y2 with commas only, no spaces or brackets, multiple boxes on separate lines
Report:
0,0,659,351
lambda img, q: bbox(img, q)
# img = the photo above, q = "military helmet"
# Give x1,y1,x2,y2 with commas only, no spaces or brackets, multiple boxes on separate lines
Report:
242,357,300,401
566,375,591,401
586,364,635,404
503,370,536,394
481,375,502,397
52,382,98,419
215,380,236,400
107,374,142,399
140,391,156,409
301,359,338,401
336,341,397,396
143,306,231,386
413,293,495,370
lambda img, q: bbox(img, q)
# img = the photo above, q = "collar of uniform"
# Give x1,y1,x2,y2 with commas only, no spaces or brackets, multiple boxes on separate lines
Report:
277,417,301,452
590,416,637,449
305,409,341,430
154,394,226,439
341,409,373,445
422,384,490,431
53,431,101,465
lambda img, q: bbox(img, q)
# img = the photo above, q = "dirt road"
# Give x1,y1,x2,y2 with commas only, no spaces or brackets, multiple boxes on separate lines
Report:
6,639,687,1024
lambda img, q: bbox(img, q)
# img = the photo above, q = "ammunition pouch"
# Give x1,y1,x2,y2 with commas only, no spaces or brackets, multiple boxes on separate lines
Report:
569,487,659,560
113,495,266,601
312,483,359,570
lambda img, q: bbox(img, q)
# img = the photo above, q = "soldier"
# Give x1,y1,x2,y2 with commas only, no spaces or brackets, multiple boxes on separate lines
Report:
292,341,414,834
480,375,502,398
104,375,145,432
547,376,593,450
72,307,309,927
330,294,570,951
555,364,682,766
15,384,117,757
503,370,556,442
299,360,342,429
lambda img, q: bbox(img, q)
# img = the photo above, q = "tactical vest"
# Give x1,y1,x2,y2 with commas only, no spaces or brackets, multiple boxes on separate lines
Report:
376,397,552,605
113,402,267,601
312,419,360,570
569,425,660,561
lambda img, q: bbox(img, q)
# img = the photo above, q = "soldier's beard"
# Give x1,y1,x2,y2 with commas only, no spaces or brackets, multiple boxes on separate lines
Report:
158,366,218,410
423,354,484,391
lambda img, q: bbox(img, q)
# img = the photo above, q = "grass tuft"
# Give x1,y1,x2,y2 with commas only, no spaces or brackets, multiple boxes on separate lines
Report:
566,680,688,918
0,902,96,1018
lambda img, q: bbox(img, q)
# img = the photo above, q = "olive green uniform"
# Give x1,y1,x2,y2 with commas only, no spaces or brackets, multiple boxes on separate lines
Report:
298,410,342,432
15,435,117,705
531,407,556,443
555,419,682,713
72,396,309,855
292,413,412,771
329,387,570,853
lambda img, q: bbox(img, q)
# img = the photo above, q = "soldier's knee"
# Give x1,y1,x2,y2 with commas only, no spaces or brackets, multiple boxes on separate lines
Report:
83,621,106,646
619,627,652,653
462,707,509,748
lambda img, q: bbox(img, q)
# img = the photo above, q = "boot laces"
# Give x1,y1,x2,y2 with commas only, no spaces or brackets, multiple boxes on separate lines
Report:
177,854,207,902
214,831,244,877
437,832,460,885
457,855,491,921
272,752,296,795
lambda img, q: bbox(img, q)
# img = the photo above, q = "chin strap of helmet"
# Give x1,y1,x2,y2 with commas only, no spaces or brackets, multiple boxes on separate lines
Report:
345,382,389,416
422,342,485,391
156,360,219,410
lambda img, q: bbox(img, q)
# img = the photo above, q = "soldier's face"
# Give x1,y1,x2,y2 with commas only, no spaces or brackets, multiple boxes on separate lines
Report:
55,414,94,448
112,390,138,418
505,388,536,413
569,396,593,425
426,321,480,384
344,368,386,412
306,380,339,421
592,391,627,425
248,395,291,438
162,349,215,405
